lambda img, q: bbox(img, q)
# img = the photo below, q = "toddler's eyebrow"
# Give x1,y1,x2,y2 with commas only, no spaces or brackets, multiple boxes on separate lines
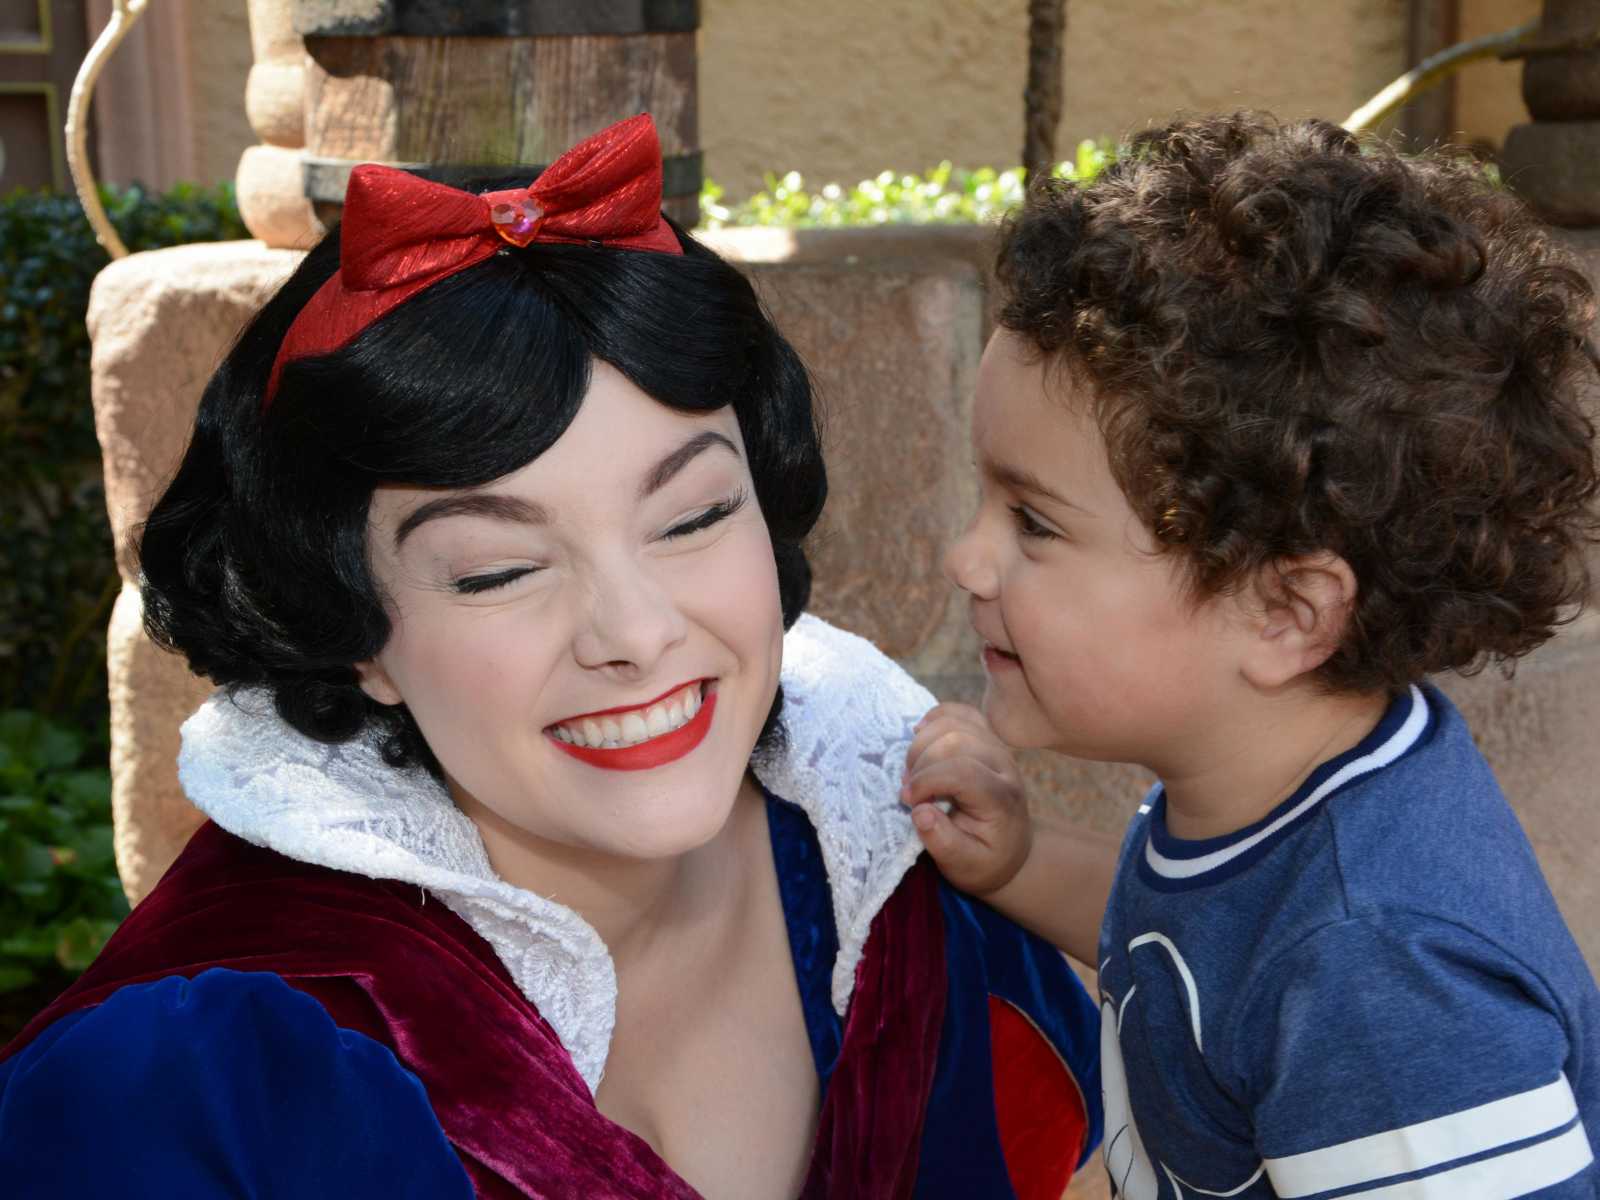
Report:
983,457,1091,513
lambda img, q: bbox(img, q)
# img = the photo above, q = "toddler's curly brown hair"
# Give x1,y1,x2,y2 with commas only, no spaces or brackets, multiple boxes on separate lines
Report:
996,111,1600,692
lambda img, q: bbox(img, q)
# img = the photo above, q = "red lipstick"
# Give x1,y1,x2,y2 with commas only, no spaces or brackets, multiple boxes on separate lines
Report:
547,687,717,772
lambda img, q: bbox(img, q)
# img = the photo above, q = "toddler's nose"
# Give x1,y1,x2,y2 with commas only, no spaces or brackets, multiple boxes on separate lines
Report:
944,524,999,600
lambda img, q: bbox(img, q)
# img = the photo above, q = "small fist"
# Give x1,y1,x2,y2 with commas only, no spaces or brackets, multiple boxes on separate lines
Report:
901,702,1032,898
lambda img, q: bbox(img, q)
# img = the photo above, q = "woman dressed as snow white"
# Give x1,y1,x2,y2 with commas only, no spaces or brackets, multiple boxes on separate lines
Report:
0,117,1099,1199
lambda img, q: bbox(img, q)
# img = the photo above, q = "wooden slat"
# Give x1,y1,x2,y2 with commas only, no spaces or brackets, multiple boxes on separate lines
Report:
305,33,697,163
295,0,699,38
1401,0,1461,148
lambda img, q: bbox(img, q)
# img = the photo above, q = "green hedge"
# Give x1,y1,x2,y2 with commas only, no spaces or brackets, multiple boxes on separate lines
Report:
0,182,247,733
698,140,1114,229
0,182,246,1005
0,709,124,993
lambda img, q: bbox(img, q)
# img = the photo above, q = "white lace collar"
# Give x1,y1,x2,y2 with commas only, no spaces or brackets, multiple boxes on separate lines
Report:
176,614,932,1093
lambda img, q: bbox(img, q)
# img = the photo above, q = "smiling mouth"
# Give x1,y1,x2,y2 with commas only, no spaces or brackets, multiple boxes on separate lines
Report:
982,643,1022,669
549,681,706,749
546,681,717,771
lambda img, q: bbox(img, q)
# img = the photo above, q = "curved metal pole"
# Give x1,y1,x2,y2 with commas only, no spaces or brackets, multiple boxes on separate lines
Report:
65,0,150,260
1344,19,1535,134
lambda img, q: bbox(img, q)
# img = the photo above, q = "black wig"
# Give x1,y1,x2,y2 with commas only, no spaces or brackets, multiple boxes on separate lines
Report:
139,212,826,775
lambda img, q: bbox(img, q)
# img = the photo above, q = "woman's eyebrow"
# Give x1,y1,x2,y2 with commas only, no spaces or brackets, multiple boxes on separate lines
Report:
638,431,741,500
393,494,551,549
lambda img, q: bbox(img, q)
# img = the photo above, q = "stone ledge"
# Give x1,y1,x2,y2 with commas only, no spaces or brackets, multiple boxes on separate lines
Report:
86,234,1600,976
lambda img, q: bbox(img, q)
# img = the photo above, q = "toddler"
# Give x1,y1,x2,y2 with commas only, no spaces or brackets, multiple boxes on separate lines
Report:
904,113,1600,1198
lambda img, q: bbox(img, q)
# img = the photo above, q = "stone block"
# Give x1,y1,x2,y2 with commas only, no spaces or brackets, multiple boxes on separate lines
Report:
107,585,212,902
741,257,988,665
89,242,303,577
237,144,324,249
89,242,303,900
1435,616,1600,972
245,60,308,148
701,224,1002,334
249,0,305,62
1502,121,1600,226
1523,0,1600,120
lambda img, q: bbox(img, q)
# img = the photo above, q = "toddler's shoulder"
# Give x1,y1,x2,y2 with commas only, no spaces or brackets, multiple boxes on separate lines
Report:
1320,685,1554,929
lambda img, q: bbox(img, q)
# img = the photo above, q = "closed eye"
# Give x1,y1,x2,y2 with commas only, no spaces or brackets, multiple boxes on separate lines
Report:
453,566,539,594
1009,504,1059,540
661,490,747,541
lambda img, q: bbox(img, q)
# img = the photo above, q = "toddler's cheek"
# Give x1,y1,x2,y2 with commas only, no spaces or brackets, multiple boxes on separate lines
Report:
980,680,1054,751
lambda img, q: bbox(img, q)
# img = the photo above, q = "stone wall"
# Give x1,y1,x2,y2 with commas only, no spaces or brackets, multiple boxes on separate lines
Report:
93,229,1600,993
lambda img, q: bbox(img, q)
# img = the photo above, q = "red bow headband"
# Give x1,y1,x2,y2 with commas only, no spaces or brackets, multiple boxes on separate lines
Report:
265,113,682,404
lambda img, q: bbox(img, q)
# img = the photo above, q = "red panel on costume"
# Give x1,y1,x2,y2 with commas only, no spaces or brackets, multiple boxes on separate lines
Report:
988,994,1087,1200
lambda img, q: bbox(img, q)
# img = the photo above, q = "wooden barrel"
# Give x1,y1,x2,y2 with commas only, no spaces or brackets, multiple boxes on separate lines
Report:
296,1,701,228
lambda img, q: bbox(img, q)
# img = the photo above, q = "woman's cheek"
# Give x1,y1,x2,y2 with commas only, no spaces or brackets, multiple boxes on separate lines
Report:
676,523,782,623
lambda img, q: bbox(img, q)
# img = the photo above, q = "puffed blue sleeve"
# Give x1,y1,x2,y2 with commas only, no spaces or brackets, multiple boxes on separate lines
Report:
915,883,1103,1199
0,967,473,1199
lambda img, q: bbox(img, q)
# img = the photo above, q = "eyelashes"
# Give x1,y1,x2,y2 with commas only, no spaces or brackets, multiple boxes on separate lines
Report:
661,488,748,541
450,489,750,594
454,566,537,595
1009,504,1059,540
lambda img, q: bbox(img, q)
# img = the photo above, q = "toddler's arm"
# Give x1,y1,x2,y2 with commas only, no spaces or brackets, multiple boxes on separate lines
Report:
901,703,1119,966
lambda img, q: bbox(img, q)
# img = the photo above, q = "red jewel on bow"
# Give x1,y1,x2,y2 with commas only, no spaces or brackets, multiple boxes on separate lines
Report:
488,196,547,247
264,112,681,405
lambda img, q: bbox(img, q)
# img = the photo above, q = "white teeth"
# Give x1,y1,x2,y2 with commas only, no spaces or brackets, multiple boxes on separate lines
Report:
553,682,708,750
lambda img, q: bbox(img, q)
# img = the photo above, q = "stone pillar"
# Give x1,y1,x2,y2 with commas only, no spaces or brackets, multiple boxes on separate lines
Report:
92,243,304,901
1501,0,1600,225
236,0,321,248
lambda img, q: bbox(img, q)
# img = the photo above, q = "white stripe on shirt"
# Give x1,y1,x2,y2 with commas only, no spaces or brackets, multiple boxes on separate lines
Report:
1145,685,1428,881
1345,1122,1591,1200
1264,1073,1587,1198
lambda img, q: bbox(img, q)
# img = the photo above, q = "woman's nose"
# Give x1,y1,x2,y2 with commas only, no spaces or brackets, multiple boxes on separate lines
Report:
944,516,1000,600
572,560,689,675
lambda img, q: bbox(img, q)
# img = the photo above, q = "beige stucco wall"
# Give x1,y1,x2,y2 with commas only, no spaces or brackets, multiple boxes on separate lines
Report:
1455,0,1542,153
701,0,1418,196
187,0,256,188
155,0,1546,199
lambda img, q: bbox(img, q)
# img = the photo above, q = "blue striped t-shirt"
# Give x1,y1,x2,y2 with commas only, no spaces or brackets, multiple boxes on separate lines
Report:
1098,684,1598,1199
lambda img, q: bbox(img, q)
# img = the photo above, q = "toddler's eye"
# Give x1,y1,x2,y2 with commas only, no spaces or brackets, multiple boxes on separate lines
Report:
453,566,539,594
1009,504,1058,540
661,490,748,541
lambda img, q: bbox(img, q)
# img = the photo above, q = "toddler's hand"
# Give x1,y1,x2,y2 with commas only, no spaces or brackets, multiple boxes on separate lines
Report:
901,703,1032,898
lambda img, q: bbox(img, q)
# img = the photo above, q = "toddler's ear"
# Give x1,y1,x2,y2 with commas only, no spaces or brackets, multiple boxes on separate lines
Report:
1240,552,1357,689
354,658,404,706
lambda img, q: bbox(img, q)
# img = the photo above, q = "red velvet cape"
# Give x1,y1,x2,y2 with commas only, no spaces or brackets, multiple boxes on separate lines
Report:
4,822,948,1199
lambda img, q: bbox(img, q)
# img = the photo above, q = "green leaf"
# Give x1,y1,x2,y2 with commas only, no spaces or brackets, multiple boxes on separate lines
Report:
0,930,57,959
